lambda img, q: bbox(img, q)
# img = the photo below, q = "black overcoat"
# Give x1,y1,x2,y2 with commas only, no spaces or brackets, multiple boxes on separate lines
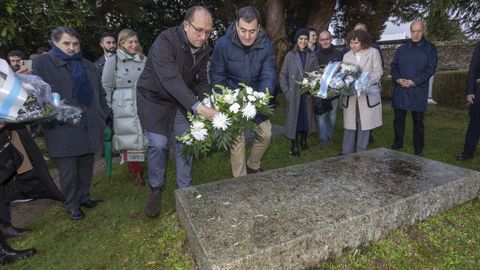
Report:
136,25,211,136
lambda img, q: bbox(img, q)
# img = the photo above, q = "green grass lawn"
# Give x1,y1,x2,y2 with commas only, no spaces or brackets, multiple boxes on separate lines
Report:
8,103,480,269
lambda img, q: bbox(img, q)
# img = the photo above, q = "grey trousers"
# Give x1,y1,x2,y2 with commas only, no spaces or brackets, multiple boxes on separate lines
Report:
342,100,370,155
54,154,95,211
145,110,192,189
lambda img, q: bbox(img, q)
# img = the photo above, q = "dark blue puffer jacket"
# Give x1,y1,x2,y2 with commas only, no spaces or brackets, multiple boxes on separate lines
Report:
209,24,276,123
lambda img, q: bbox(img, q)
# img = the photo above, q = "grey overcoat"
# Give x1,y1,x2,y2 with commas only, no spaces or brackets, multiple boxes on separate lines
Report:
279,47,318,139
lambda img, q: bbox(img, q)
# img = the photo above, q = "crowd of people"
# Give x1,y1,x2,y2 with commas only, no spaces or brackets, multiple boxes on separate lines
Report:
1,4,479,265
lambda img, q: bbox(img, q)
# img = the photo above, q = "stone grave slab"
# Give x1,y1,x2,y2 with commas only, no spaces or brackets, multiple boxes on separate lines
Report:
176,148,480,270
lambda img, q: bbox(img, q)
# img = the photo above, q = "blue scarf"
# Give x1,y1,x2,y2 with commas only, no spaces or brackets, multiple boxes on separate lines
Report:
51,45,94,106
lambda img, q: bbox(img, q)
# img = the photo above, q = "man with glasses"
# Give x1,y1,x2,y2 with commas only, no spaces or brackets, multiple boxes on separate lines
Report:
210,6,276,177
136,6,218,218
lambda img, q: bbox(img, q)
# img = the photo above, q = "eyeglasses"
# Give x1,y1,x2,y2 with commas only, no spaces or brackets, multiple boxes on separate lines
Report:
187,20,213,37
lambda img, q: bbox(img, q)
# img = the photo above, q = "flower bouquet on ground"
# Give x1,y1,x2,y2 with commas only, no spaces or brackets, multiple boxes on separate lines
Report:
0,59,82,125
298,61,361,98
177,83,273,159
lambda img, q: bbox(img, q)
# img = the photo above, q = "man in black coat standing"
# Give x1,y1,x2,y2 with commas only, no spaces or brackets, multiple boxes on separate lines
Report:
457,41,480,161
33,27,109,220
136,6,218,218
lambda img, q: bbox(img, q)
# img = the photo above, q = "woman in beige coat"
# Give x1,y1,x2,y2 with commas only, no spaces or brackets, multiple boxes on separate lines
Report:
341,30,383,154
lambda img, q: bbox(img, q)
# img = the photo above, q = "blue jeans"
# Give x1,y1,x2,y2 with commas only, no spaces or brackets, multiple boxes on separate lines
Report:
145,110,192,189
316,98,339,141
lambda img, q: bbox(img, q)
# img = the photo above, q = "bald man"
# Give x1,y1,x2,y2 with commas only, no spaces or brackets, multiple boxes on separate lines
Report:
390,20,438,156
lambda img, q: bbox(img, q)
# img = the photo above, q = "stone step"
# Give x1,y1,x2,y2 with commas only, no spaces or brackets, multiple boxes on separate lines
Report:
176,148,480,270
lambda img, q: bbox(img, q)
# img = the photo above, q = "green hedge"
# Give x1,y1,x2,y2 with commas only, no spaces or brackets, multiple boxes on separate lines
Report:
381,70,469,109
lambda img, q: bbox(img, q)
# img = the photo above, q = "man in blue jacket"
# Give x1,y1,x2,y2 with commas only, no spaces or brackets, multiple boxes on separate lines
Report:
210,6,276,177
457,41,480,161
390,20,438,156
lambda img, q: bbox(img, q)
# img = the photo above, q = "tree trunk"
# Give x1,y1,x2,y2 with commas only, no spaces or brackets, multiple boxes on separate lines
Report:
265,0,289,74
305,0,336,32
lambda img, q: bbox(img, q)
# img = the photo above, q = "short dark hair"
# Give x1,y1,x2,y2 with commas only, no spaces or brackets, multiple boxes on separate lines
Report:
184,6,212,22
37,46,50,54
50,26,81,43
346,29,371,49
236,6,261,25
7,50,25,59
99,32,115,42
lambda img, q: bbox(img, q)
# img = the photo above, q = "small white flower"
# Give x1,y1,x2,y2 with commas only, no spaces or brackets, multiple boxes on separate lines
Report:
253,91,266,99
247,95,256,102
212,113,231,131
229,103,241,113
224,94,235,104
241,102,256,120
202,97,211,107
245,86,254,95
302,78,308,85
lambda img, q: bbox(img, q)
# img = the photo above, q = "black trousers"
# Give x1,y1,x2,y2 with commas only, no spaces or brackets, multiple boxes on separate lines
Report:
393,109,425,152
0,177,24,223
54,154,94,211
462,103,480,156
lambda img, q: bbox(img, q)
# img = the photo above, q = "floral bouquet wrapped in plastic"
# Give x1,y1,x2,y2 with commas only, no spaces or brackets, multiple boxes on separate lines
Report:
298,61,361,98
177,83,273,159
0,59,82,124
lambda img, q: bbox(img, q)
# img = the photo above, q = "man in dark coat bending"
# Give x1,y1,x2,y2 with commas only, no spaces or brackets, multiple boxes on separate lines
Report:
136,6,218,218
209,6,276,177
390,20,438,156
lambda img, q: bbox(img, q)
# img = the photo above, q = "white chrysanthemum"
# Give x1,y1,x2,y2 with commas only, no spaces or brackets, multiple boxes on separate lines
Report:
247,95,256,102
224,94,235,104
191,126,208,141
302,78,308,85
253,91,266,99
245,86,254,95
229,103,241,113
241,102,256,120
212,113,231,131
192,121,205,130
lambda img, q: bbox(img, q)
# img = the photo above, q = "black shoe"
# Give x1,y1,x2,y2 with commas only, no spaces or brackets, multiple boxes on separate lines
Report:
80,199,103,209
290,140,300,156
0,242,36,265
414,150,424,157
300,133,308,150
0,224,28,239
68,209,85,220
457,153,473,161
246,166,263,174
390,144,402,150
145,186,162,218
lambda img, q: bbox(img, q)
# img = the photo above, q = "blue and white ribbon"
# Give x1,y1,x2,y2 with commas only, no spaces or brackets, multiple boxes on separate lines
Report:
318,61,341,98
354,71,369,97
0,59,28,120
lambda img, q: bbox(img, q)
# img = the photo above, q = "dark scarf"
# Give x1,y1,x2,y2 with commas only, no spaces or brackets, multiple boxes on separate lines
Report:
51,46,94,106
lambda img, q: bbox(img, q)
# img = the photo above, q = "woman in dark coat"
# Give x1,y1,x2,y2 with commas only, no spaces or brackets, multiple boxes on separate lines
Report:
279,28,318,156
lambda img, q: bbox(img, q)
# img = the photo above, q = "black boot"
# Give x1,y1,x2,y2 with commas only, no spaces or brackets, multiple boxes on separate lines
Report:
0,234,36,265
300,132,308,150
0,222,28,239
144,186,163,218
290,139,300,156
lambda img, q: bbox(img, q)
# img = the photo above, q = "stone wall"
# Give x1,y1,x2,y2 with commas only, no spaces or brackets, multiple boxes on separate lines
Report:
381,42,476,71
